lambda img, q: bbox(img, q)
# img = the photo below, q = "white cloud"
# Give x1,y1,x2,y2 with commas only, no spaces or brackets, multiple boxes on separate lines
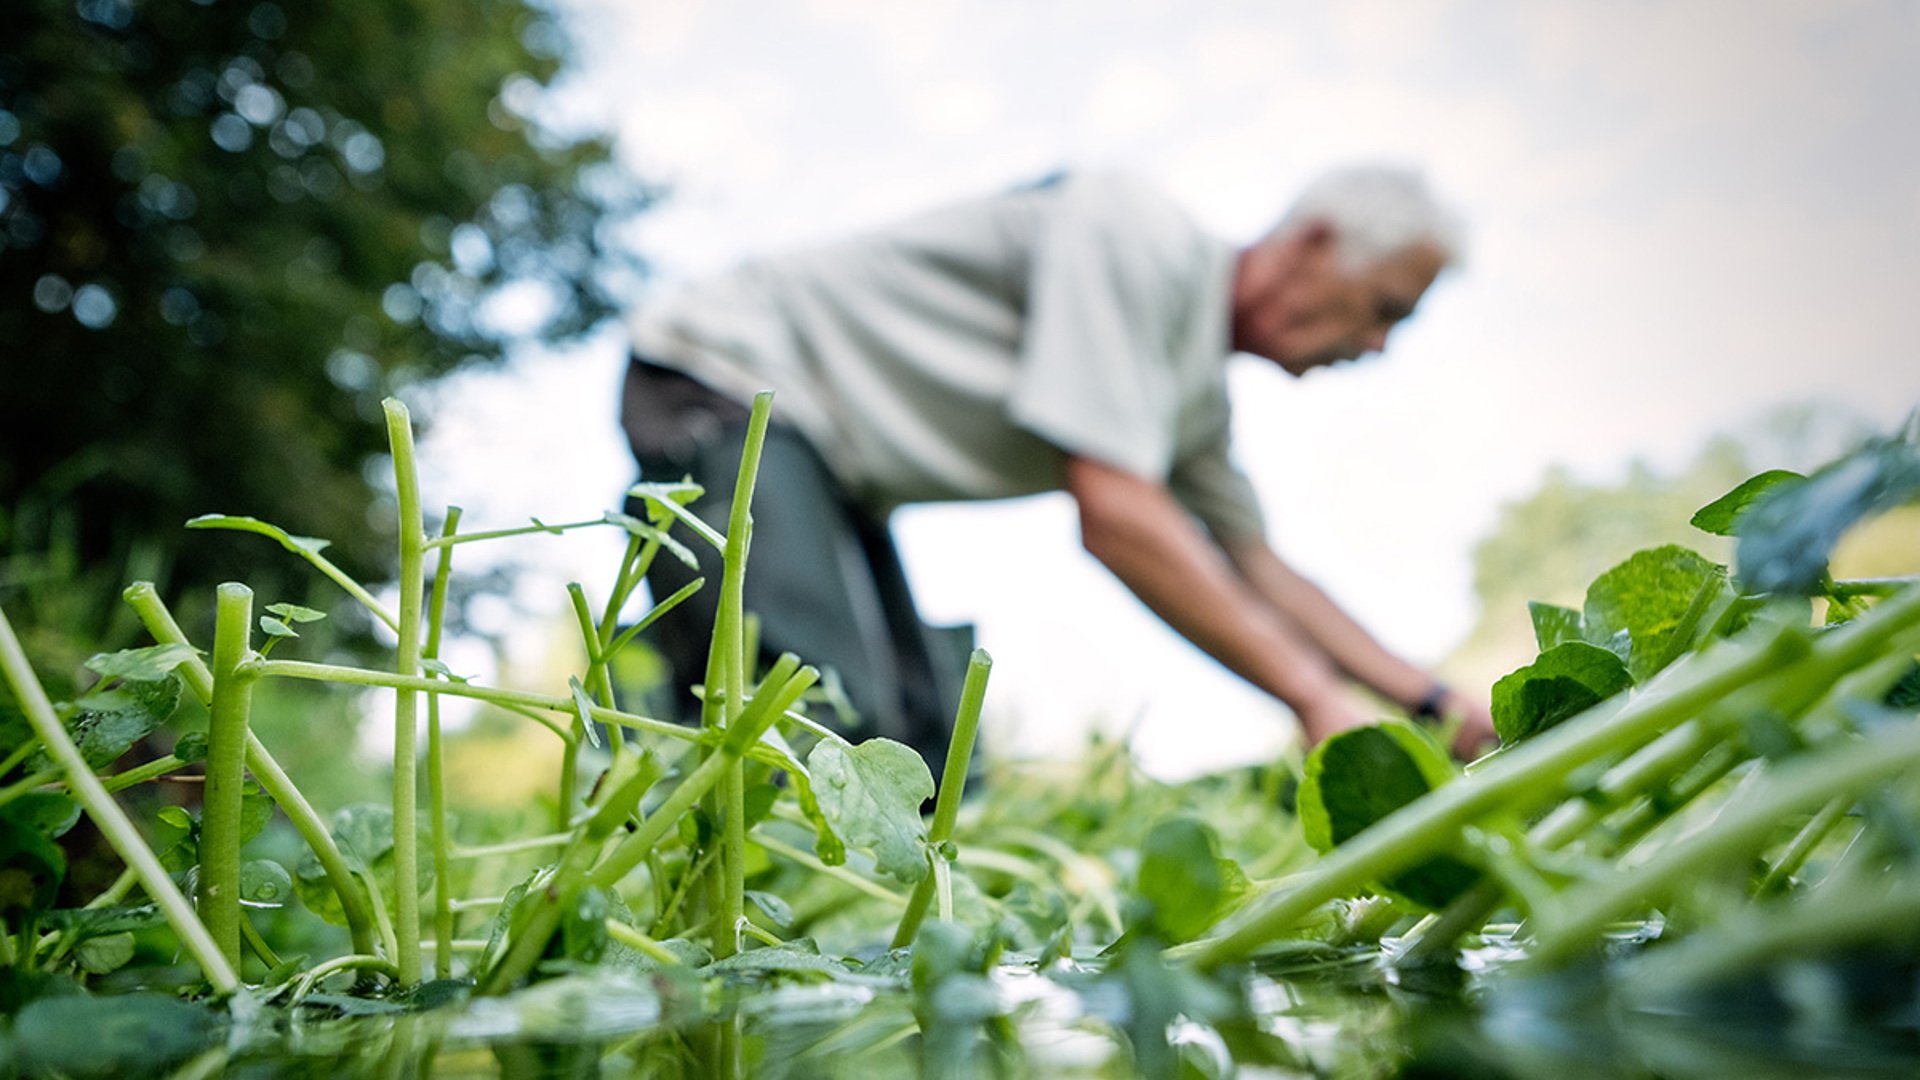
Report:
1086,61,1183,137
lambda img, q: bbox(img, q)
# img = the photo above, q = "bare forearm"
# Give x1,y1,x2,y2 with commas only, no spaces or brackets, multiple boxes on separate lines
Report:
1066,458,1361,734
1226,540,1436,709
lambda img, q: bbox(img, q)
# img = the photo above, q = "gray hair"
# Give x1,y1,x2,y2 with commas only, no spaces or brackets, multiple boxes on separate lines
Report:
1270,165,1467,271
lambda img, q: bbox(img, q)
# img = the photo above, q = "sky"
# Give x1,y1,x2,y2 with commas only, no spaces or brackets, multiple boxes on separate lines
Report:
415,0,1920,777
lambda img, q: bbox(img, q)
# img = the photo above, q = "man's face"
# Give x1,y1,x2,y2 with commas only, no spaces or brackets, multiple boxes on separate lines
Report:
1231,225,1447,376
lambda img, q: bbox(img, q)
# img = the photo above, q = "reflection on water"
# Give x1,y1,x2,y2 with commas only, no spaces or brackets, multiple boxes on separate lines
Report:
186,936,1920,1079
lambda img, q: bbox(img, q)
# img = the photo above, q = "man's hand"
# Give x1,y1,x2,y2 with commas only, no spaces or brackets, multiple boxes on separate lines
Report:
1437,689,1499,760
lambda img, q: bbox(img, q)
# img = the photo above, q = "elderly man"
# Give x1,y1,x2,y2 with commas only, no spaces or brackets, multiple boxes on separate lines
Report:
622,167,1497,770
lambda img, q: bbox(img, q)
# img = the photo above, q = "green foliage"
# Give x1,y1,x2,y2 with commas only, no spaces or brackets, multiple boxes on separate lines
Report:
1297,723,1480,910
5,394,1919,1076
4,991,221,1078
807,738,935,885
0,0,652,655
1582,544,1729,681
1689,469,1805,536
1490,640,1633,742
1735,418,1920,594
1133,817,1248,944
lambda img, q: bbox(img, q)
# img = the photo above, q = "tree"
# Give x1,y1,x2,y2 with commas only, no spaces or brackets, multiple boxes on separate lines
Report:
1443,405,1905,695
0,0,650,676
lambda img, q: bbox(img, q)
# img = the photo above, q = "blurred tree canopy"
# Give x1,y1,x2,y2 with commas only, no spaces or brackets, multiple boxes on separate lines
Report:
1442,405,1906,695
0,0,650,675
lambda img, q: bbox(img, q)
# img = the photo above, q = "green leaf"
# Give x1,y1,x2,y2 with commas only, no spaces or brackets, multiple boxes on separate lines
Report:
240,859,294,907
602,509,699,570
1583,545,1727,682
625,480,725,550
4,793,81,839
259,616,299,640
152,806,197,873
421,658,471,683
568,676,602,749
11,992,221,1078
1691,470,1805,536
59,675,182,770
185,513,332,554
743,783,780,830
1735,428,1920,594
1297,722,1479,910
266,603,327,624
240,783,276,847
39,904,166,938
807,738,935,885
1886,662,1920,710
74,932,136,976
1490,641,1635,743
294,803,432,927
172,731,209,764
1135,818,1240,943
559,885,613,965
745,889,795,932
83,644,201,683
0,812,67,923
1528,601,1587,652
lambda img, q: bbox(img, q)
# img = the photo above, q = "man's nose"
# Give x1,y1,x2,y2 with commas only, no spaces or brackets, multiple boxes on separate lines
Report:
1360,326,1391,354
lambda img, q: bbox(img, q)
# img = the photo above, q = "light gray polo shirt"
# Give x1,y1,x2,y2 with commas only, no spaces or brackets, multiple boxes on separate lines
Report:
626,172,1265,542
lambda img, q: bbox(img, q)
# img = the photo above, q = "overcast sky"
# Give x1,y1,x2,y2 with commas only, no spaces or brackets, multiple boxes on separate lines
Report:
419,0,1920,776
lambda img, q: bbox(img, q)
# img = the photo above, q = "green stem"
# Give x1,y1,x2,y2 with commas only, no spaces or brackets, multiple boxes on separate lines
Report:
0,735,42,783
422,517,609,549
0,603,238,994
288,955,403,1004
476,742,687,995
241,912,282,970
98,755,185,794
122,582,379,957
384,397,426,984
1756,794,1853,896
200,583,256,970
713,391,773,961
0,767,62,808
249,659,702,745
425,507,460,980
894,649,992,947
602,919,688,966
1530,720,1920,966
478,660,814,995
1402,718,1732,963
751,831,907,907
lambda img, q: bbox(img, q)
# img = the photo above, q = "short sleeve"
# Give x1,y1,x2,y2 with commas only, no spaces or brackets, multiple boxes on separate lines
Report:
1005,178,1184,480
1170,439,1267,543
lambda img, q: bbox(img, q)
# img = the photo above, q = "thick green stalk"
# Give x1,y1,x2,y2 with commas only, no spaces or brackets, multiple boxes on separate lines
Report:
1182,625,1808,971
1529,720,1920,966
200,583,256,969
1401,719,1731,963
894,649,993,948
713,392,774,960
425,508,461,979
384,398,426,983
135,586,385,956
0,604,238,994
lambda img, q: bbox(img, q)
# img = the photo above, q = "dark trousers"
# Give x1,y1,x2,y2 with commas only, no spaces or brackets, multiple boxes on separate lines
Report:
622,358,972,778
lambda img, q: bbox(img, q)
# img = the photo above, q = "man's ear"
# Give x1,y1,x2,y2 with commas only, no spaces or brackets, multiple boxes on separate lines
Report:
1298,219,1337,251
